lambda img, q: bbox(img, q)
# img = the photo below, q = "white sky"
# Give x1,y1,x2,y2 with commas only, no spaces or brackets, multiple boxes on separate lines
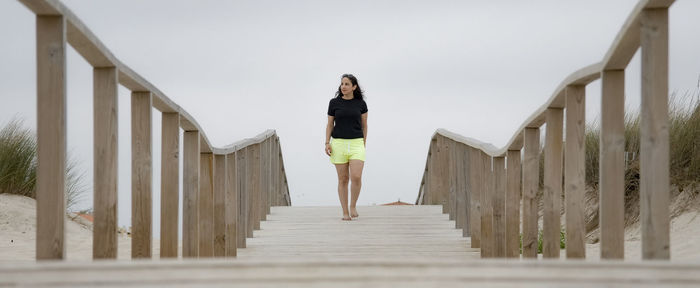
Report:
1,0,699,232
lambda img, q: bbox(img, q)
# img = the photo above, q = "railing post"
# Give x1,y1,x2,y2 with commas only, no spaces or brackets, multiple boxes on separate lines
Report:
544,108,564,259
183,131,200,258
199,152,214,257
435,136,450,212
93,66,118,259
565,85,586,259
213,154,227,257
260,139,270,221
271,137,279,207
456,143,469,236
522,127,540,258
600,69,625,259
469,147,481,248
480,152,493,258
131,91,152,259
426,138,436,204
493,156,506,258
36,14,66,260
248,144,261,233
640,7,670,260
237,147,248,248
448,140,457,223
505,149,521,258
226,153,238,256
160,112,179,258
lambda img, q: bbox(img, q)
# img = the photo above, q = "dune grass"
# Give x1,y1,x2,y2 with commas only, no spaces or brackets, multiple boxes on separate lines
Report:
0,118,86,212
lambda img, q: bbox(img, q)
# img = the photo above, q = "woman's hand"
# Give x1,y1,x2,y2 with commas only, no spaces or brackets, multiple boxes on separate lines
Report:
325,143,332,156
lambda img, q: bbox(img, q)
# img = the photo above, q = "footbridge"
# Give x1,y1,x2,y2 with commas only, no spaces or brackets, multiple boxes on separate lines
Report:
2,0,699,286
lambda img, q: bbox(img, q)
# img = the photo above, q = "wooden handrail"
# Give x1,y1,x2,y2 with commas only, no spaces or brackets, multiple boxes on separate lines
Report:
418,0,676,260
22,0,291,260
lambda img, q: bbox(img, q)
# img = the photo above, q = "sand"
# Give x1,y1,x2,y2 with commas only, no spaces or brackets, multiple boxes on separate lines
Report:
0,194,160,261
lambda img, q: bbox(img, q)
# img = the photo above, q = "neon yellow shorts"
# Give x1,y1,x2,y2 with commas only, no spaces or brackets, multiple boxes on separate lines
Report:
330,138,365,164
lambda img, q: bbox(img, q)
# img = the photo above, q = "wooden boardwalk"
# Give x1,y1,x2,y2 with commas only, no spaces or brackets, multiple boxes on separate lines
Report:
3,205,700,287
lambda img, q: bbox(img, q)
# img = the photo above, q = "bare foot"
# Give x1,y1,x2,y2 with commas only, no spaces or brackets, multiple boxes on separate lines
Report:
350,208,359,218
342,215,352,221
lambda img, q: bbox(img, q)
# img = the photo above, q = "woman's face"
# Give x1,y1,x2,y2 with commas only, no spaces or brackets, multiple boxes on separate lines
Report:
340,77,356,96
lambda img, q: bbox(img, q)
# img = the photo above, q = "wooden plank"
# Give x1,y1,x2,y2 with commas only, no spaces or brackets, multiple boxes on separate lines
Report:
260,139,269,221
436,136,449,213
469,147,481,247
522,128,540,258
480,152,493,258
600,69,625,259
640,7,670,260
426,139,436,204
271,137,279,207
199,153,214,257
131,91,152,259
455,143,467,235
565,85,586,259
448,140,457,222
213,154,227,257
492,156,506,258
226,153,238,257
237,148,248,248
160,112,179,258
248,144,261,234
36,15,66,261
183,131,200,258
505,150,521,258
92,66,118,259
543,108,563,259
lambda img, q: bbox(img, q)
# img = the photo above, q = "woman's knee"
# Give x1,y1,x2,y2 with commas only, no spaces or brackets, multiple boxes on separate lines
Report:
350,174,362,184
338,175,350,185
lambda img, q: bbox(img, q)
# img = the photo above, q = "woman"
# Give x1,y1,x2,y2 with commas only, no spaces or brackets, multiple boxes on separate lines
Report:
325,74,368,221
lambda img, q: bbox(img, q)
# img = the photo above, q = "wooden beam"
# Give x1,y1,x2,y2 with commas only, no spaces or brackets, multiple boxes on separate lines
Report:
600,69,625,259
198,153,214,257
543,108,564,259
159,112,179,258
449,140,457,223
92,66,118,259
469,147,481,248
226,153,238,257
36,15,66,261
213,154,227,257
131,91,152,259
183,131,199,258
522,128,540,258
456,143,468,235
493,156,506,258
640,7,670,260
505,150,521,258
480,152,493,258
565,85,586,259
260,139,269,221
237,148,248,248
248,144,261,233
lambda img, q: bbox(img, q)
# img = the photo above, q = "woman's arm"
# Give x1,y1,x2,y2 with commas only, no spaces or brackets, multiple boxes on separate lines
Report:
325,116,334,156
361,112,368,147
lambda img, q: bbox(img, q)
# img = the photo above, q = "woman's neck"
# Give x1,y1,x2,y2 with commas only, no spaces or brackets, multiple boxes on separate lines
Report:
341,94,354,100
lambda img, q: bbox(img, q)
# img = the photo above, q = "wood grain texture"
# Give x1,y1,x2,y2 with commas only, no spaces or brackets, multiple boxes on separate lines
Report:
183,131,200,258
426,139,436,205
160,112,179,258
436,136,450,213
213,154,227,257
92,67,117,259
480,152,493,258
237,148,248,248
456,143,468,235
448,140,457,222
247,144,261,234
522,128,540,258
469,147,481,247
543,108,563,259
226,153,238,257
565,85,586,259
640,7,670,260
505,150,521,258
260,139,269,221
36,15,66,260
600,70,625,259
492,156,506,258
198,153,214,257
131,91,152,259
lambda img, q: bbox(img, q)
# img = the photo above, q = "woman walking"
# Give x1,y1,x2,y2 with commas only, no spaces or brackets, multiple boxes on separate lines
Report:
325,74,368,221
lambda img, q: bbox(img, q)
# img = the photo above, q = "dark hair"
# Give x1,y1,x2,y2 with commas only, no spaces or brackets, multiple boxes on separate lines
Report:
335,73,364,100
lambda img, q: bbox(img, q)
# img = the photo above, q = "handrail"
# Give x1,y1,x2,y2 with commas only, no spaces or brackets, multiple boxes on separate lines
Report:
22,0,291,260
418,0,677,261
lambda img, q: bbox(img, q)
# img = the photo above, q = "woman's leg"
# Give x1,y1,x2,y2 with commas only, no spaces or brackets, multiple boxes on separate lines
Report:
334,163,351,220
349,159,365,217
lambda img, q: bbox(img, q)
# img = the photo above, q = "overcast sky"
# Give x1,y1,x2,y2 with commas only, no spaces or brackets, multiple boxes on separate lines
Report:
1,0,699,231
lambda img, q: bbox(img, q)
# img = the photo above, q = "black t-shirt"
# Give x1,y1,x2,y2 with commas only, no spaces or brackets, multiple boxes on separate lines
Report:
327,97,368,139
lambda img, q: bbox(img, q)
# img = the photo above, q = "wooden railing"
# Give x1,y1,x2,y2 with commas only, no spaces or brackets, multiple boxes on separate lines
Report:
417,0,675,260
21,0,291,260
